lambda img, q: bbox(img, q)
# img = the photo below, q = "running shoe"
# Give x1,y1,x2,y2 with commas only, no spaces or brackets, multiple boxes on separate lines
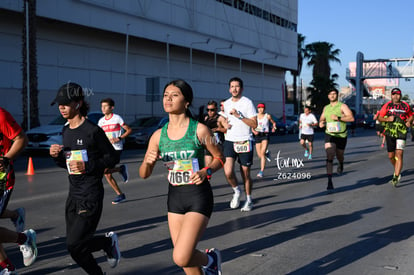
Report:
265,150,272,162
390,174,401,187
308,154,312,160
12,208,25,232
119,164,129,183
112,193,126,205
304,150,309,157
20,229,37,267
229,191,241,209
326,180,334,193
0,268,17,275
257,171,264,178
337,163,343,175
105,232,121,268
240,201,253,212
203,248,222,275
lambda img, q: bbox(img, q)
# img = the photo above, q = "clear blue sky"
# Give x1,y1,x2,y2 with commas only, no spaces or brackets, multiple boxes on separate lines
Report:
293,0,414,96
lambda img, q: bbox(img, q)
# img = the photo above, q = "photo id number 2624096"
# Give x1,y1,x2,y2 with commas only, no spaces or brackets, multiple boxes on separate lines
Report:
274,172,311,181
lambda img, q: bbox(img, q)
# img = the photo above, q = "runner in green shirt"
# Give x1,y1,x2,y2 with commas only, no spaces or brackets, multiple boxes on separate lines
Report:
319,88,354,192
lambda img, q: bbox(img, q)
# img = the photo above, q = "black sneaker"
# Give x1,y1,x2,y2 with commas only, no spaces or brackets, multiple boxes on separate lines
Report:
203,248,222,275
337,163,343,175
326,180,334,193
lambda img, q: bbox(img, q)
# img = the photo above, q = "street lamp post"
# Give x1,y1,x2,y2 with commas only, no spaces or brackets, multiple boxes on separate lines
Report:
239,49,257,75
122,24,130,118
214,43,233,90
25,0,30,130
166,34,170,81
190,38,210,84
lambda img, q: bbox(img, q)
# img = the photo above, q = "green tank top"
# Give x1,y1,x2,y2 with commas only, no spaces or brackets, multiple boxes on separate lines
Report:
324,102,347,138
159,118,205,170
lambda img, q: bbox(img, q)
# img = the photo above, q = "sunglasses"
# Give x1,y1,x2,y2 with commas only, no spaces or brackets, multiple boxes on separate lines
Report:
207,108,216,111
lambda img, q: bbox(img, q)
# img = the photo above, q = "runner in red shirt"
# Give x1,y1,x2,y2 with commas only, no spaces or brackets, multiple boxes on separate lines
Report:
0,107,37,273
378,88,413,186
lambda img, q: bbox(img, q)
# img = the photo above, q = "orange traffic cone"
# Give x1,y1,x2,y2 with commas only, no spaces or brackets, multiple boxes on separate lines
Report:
26,157,35,175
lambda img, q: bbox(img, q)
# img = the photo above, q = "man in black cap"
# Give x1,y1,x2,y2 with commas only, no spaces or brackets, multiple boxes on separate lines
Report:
377,87,413,187
49,82,121,274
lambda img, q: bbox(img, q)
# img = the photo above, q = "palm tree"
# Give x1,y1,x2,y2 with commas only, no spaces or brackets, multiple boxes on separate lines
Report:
304,41,341,114
292,34,305,113
22,0,40,130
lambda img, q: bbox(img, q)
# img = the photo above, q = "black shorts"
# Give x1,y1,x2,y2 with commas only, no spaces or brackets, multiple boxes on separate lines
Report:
385,135,406,152
324,134,347,150
254,133,270,143
223,140,254,167
168,181,214,218
300,134,314,142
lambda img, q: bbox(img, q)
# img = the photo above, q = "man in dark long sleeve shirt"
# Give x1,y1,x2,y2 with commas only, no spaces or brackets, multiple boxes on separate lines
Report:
50,82,121,275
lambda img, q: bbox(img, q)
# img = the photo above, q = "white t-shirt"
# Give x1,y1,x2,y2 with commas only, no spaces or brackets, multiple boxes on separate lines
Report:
255,113,270,133
98,113,125,151
223,96,257,142
299,113,317,135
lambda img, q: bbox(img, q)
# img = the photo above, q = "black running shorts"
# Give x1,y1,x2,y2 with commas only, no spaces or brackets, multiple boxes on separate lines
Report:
324,134,347,150
167,181,214,218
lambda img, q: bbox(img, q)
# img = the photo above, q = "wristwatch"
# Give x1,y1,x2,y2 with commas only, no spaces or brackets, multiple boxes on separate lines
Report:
203,167,212,180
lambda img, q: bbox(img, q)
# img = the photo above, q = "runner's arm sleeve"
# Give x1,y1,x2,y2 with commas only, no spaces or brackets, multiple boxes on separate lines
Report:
52,151,67,169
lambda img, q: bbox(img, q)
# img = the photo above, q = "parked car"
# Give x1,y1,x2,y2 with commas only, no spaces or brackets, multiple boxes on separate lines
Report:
86,111,104,124
272,116,287,135
125,116,164,145
129,117,169,147
362,114,376,129
26,112,103,152
26,115,66,151
284,115,299,134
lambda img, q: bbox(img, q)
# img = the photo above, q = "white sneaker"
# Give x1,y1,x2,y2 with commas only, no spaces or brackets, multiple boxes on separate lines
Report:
0,268,18,275
265,150,271,162
105,232,121,268
229,192,241,209
241,201,253,212
20,229,37,266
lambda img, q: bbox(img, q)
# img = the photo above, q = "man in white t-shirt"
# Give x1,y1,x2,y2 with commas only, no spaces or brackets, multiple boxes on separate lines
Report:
218,77,257,211
299,106,318,160
98,98,132,204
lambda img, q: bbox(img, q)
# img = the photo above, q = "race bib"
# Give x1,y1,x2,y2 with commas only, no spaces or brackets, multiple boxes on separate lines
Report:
166,159,199,186
65,150,88,175
327,122,342,133
233,140,251,153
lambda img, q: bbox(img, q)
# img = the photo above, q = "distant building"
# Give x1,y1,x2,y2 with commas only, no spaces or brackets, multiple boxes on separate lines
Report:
0,0,298,124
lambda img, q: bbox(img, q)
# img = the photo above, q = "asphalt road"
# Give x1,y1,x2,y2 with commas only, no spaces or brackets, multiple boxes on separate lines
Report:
5,128,414,275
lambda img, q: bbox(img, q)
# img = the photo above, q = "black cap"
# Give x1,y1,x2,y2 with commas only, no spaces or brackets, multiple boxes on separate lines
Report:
51,82,84,106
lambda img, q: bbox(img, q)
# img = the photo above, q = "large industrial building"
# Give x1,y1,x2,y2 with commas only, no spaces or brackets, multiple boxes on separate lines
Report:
0,0,298,124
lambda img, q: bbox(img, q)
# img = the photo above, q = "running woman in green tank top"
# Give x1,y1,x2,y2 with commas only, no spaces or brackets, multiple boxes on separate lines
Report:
319,88,354,192
139,79,225,275
159,118,205,186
